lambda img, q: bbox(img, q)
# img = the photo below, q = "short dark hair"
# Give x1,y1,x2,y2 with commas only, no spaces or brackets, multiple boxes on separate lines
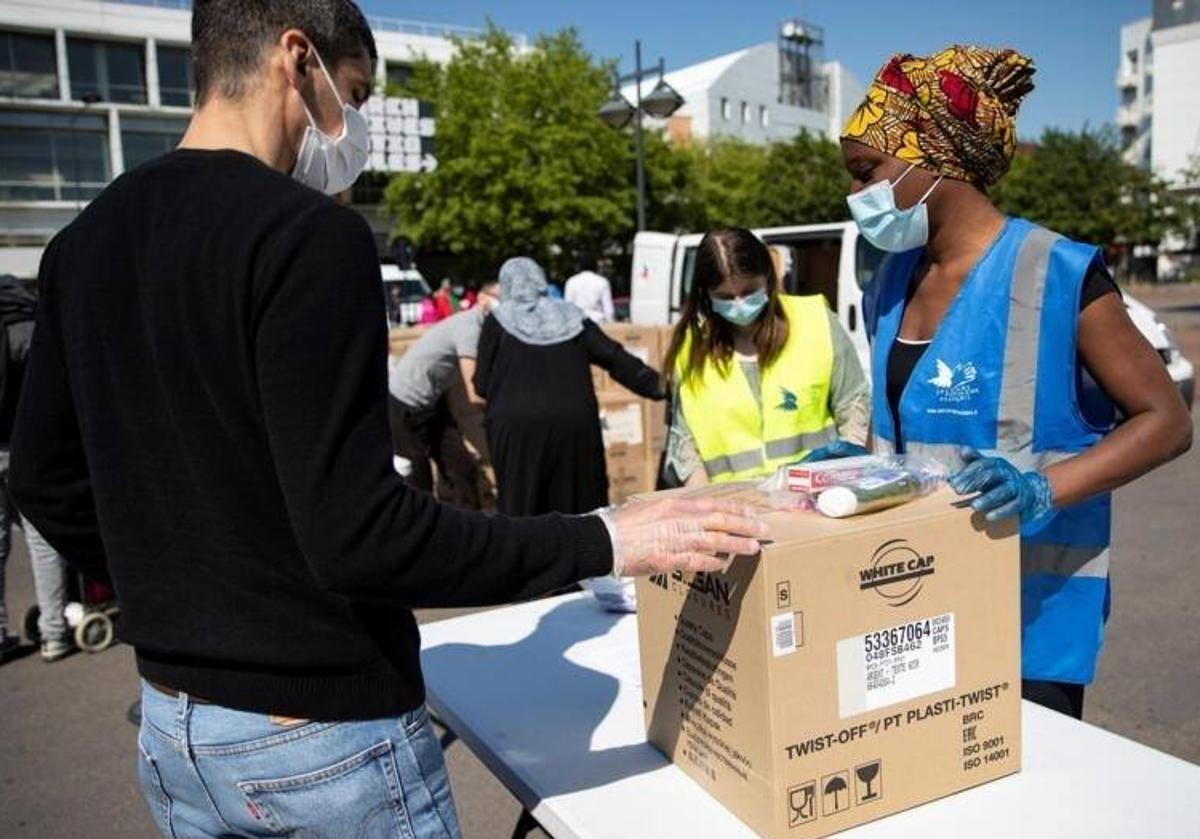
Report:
192,0,377,104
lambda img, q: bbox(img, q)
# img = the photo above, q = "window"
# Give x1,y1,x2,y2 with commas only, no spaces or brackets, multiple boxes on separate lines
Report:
0,110,110,201
121,115,187,170
385,62,412,92
156,44,192,107
67,37,146,104
351,171,391,207
760,105,769,127
0,30,58,99
720,97,730,121
741,101,749,124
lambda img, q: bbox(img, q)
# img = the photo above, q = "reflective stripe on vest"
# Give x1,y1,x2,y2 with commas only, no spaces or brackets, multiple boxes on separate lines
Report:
868,218,1113,684
678,295,836,483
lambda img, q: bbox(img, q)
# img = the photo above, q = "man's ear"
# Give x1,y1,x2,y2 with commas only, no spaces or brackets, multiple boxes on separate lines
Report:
279,29,313,89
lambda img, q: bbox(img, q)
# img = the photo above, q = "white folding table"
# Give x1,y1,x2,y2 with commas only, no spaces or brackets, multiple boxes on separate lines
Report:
419,592,1199,838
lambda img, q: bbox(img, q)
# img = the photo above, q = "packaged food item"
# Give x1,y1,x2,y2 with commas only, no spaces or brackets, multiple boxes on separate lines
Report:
784,455,896,493
816,468,928,517
759,455,947,518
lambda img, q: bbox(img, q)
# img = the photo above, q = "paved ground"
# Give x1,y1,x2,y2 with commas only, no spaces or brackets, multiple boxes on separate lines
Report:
2,285,1199,838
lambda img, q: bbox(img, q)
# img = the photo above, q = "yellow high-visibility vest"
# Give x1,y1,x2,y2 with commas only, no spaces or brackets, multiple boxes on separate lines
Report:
677,295,836,483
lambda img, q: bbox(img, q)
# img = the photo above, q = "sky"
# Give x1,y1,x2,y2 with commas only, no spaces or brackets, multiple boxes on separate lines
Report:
359,0,1151,139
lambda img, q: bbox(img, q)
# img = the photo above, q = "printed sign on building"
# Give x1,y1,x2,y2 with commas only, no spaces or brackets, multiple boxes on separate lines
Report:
365,96,437,174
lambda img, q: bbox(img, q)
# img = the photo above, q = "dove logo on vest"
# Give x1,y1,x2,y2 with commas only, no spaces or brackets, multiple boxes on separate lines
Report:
926,358,980,406
777,387,799,412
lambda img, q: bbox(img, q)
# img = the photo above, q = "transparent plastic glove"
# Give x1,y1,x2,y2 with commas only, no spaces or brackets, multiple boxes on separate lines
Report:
601,497,768,577
799,440,870,463
949,447,1055,525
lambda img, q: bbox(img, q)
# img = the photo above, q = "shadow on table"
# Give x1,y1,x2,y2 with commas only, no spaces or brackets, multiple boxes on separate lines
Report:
422,597,664,798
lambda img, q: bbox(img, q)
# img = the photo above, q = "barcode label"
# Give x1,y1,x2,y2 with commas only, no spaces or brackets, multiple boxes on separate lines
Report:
836,612,956,718
772,612,797,657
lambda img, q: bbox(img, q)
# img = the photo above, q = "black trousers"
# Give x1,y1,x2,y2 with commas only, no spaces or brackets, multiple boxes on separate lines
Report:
1022,679,1085,720
388,396,482,510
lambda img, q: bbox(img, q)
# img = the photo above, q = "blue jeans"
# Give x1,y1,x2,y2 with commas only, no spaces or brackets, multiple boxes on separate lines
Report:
137,681,461,838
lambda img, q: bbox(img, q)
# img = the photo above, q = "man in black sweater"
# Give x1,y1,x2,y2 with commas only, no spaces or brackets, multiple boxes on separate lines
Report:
9,2,763,837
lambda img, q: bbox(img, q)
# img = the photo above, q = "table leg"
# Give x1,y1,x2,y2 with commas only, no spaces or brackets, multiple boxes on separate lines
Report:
511,808,541,839
429,711,459,750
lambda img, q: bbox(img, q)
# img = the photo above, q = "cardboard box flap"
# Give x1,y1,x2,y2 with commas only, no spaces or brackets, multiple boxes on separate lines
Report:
631,485,1014,549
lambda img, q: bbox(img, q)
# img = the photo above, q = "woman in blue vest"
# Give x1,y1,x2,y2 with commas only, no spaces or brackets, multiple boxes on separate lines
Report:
841,46,1192,719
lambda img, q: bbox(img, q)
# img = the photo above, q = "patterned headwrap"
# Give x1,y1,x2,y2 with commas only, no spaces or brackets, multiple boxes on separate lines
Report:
842,45,1036,187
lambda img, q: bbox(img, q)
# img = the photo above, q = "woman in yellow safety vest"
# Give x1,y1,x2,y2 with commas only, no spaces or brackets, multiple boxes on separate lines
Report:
662,227,871,486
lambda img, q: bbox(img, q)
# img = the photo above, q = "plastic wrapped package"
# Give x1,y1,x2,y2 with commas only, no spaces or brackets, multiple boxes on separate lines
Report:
758,455,947,518
579,575,637,613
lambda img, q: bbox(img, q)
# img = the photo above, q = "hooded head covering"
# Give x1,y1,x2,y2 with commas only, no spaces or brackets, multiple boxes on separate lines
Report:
841,45,1035,187
491,257,585,346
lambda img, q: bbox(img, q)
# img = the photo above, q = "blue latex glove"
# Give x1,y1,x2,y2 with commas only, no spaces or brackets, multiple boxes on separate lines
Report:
799,440,870,463
948,447,1055,524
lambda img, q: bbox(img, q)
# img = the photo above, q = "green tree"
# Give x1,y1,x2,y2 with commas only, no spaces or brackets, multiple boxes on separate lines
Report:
680,137,770,229
382,26,633,278
758,130,852,226
641,129,697,234
991,127,1178,247
661,131,851,233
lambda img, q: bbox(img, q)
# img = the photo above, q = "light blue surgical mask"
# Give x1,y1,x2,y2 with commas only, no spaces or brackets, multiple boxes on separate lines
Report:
710,288,769,326
847,164,943,253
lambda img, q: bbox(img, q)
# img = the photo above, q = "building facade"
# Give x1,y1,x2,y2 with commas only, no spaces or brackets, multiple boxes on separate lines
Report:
623,34,862,147
0,0,505,278
1119,1,1200,184
1149,0,1200,187
1119,1,1200,279
1117,17,1153,169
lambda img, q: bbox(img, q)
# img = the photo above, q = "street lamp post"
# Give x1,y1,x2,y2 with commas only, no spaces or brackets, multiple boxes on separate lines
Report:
598,41,684,231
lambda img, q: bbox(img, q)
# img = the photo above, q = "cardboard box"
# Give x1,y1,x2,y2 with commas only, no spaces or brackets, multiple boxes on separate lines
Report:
604,441,644,467
608,468,646,505
388,325,426,358
592,366,610,393
599,324,664,392
645,399,668,456
643,452,662,493
599,399,645,449
635,486,1021,839
606,444,651,504
604,323,662,366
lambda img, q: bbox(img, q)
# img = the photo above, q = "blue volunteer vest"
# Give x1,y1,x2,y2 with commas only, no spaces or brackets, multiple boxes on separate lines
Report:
867,217,1114,684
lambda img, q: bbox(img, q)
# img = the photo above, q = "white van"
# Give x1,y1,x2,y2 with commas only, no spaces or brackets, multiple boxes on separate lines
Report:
630,222,1194,405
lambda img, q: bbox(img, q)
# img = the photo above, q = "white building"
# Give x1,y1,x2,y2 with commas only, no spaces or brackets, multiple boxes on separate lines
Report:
1118,1,1200,183
1116,17,1153,169
1118,1,1200,279
0,0,515,278
1149,0,1200,187
622,28,863,147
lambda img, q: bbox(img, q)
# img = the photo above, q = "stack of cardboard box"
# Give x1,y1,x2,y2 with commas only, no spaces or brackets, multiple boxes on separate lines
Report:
596,323,675,504
387,321,675,506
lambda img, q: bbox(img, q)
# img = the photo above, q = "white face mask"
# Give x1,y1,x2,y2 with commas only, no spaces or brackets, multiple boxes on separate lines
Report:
291,46,370,196
846,163,943,253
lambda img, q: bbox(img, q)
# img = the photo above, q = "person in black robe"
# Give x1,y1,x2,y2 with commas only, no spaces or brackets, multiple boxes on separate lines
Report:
474,257,663,516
